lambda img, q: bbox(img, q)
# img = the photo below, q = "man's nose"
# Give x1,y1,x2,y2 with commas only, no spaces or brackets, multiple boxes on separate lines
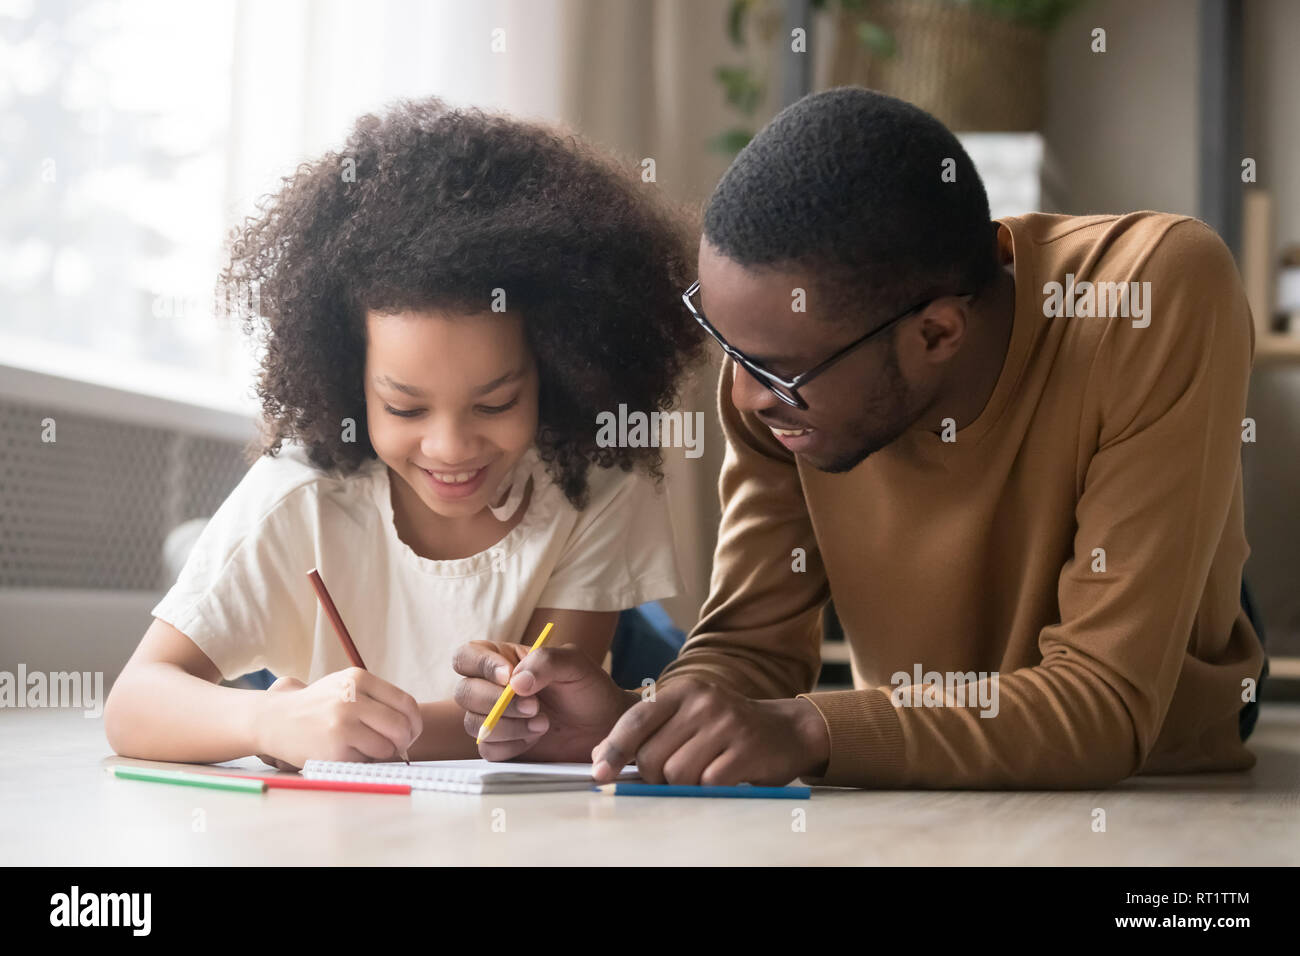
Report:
730,364,783,416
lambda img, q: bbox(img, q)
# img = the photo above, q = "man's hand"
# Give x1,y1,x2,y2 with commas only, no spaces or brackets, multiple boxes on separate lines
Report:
452,640,636,762
590,678,831,786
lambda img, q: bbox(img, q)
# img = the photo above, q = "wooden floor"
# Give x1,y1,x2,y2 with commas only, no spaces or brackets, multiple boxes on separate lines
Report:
3,703,1297,865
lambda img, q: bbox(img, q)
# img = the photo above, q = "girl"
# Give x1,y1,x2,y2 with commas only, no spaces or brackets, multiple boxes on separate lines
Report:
104,98,702,769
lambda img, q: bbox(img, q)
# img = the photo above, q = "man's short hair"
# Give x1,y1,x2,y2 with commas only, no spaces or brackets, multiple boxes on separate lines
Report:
703,87,998,324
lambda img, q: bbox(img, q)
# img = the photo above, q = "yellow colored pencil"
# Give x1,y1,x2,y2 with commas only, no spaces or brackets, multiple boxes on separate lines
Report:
477,622,555,744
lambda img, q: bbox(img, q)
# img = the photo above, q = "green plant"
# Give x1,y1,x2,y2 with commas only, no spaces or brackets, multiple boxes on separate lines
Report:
961,0,1087,32
710,0,782,154
712,0,1087,155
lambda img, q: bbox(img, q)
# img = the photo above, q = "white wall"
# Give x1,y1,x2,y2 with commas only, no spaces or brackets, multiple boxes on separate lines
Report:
1043,0,1200,217
1045,0,1300,652
1244,0,1300,259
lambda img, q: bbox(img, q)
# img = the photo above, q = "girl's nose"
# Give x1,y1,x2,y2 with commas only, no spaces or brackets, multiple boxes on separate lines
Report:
420,415,478,466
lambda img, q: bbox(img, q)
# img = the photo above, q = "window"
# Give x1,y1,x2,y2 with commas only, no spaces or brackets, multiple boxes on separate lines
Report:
1,0,564,408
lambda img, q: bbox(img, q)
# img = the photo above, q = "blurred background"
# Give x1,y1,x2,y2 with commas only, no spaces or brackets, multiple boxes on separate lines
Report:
2,0,1297,692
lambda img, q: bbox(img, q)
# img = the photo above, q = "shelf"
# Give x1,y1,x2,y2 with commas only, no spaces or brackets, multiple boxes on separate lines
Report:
1255,334,1300,362
820,642,852,665
1269,655,1300,680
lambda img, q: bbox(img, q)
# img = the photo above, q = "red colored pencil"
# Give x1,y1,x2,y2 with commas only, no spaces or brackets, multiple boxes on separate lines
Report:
306,567,412,764
209,772,411,794
307,567,368,668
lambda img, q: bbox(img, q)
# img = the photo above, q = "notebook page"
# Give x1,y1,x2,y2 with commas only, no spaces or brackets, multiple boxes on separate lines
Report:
301,758,638,787
411,759,633,779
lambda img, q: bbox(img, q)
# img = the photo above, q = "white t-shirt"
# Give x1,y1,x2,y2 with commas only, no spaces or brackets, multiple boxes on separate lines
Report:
151,443,683,701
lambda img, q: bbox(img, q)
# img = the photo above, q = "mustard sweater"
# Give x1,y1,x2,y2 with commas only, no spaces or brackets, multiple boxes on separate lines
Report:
658,212,1265,789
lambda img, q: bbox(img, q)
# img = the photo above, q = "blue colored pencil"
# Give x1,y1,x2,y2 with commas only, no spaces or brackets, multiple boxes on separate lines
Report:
596,782,810,799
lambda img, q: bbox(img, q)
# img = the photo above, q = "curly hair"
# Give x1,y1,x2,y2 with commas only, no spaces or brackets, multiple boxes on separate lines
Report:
220,97,703,507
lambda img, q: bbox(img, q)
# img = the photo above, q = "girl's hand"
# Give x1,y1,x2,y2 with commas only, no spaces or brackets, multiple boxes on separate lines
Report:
254,668,422,771
254,677,303,770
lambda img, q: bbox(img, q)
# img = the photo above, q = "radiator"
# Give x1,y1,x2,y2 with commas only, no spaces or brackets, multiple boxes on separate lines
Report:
0,354,253,683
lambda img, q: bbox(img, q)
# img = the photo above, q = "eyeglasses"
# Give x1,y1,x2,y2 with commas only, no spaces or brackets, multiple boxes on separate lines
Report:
681,280,973,410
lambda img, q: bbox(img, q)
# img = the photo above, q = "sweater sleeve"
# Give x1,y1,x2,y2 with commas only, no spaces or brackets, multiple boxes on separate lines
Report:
655,359,830,699
799,219,1256,788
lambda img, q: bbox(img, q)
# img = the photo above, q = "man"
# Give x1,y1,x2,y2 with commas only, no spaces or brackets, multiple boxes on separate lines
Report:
453,87,1266,789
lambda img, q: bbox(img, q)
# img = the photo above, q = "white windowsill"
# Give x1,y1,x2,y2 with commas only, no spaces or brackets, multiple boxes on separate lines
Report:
0,332,258,443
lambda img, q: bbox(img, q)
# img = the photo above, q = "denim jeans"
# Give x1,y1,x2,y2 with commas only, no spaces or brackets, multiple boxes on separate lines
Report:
1239,657,1267,742
1238,578,1267,743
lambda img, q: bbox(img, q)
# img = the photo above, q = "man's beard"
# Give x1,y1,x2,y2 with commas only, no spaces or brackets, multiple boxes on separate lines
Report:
814,343,914,474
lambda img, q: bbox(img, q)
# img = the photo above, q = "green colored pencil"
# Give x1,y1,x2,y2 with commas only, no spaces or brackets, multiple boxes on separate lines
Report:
109,765,266,793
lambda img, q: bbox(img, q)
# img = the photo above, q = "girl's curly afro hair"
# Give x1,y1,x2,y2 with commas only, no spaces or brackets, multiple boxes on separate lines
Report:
221,97,704,508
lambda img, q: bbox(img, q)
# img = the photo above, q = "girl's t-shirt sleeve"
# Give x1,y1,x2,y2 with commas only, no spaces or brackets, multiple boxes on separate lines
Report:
150,453,321,682
536,466,684,612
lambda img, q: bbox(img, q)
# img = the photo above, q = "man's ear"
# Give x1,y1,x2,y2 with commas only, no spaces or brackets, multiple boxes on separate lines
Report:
913,301,968,362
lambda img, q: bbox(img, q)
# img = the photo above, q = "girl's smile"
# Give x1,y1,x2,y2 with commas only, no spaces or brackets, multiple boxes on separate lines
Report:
416,462,493,500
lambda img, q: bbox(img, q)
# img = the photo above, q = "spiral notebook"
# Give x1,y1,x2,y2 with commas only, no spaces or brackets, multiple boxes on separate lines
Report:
301,758,640,793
